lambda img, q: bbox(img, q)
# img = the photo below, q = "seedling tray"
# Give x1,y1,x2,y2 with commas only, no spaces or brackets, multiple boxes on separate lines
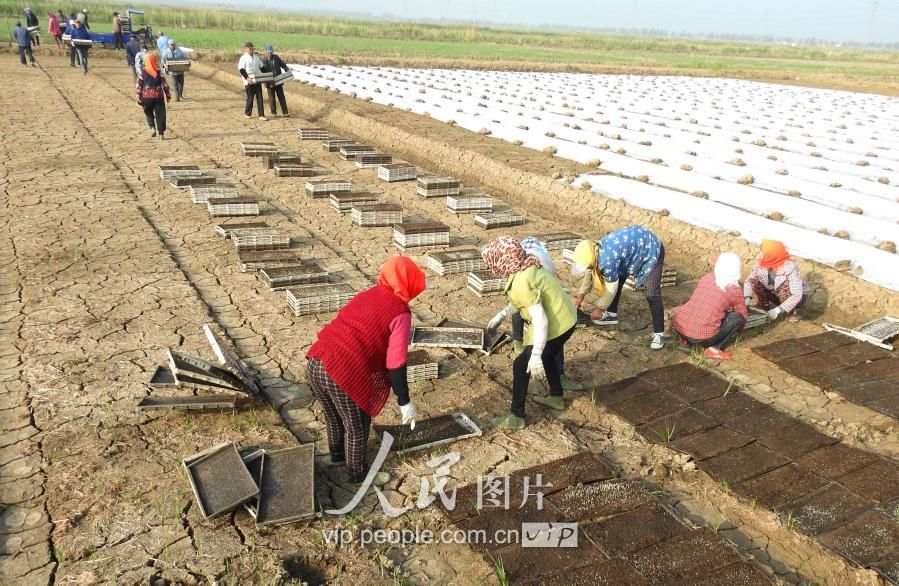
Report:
273,70,294,86
355,153,392,168
262,152,302,169
329,192,379,213
184,442,260,519
151,365,246,393
237,249,308,272
247,72,273,84
321,138,354,151
208,198,260,217
171,175,216,189
166,59,191,72
136,395,237,412
259,263,328,290
427,249,485,275
193,186,239,204
417,176,460,198
447,195,493,214
255,444,316,525
214,222,269,238
375,413,481,454
378,163,417,182
538,232,583,251
305,180,351,198
231,230,290,251
298,128,329,140
437,318,510,355
352,203,402,227
159,164,199,179
286,283,355,316
411,326,484,349
168,349,247,392
274,164,315,178
407,349,439,383
474,212,526,229
338,145,375,160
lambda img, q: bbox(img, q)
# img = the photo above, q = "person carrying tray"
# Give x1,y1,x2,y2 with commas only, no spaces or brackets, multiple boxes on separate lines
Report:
261,44,290,117
238,42,266,120
306,256,425,485
162,39,187,101
571,225,667,350
482,236,578,430
70,20,91,74
13,22,35,67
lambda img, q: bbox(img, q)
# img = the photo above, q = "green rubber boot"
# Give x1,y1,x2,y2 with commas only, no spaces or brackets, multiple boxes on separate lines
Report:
372,471,391,487
560,375,584,391
513,340,525,353
532,395,566,410
493,414,526,430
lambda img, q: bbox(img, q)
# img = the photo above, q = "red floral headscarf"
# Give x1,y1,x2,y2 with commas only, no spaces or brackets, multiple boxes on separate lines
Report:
481,236,542,277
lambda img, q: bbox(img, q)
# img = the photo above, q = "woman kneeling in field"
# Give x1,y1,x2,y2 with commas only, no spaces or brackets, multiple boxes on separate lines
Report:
671,253,748,361
482,236,577,431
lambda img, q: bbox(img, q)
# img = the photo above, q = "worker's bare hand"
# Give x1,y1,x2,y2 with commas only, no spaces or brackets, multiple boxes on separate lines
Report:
590,307,605,321
572,294,584,308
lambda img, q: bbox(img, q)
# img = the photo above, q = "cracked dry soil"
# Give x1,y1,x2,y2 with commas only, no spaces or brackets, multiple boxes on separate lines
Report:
1,51,896,585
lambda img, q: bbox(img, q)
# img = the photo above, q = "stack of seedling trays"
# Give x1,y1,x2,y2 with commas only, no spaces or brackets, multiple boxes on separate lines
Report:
274,163,315,178
321,137,354,152
393,222,450,251
286,283,355,316
411,326,484,350
562,248,575,265
298,128,329,141
446,193,493,214
305,180,351,199
237,249,307,272
417,176,460,198
406,350,439,383
427,248,485,276
259,263,328,291
208,197,260,217
166,59,191,72
744,307,770,329
159,164,199,180
623,267,677,290
262,152,302,169
474,211,526,229
166,169,216,189
273,70,294,86
140,349,252,412
247,71,273,84
215,221,268,238
377,163,417,182
352,203,402,227
539,232,583,251
240,141,277,157
329,191,379,214
338,144,375,161
193,185,239,204
356,153,393,168
467,270,505,297
230,227,290,251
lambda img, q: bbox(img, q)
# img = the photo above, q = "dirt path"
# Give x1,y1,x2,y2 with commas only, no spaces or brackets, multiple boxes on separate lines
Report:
3,51,896,585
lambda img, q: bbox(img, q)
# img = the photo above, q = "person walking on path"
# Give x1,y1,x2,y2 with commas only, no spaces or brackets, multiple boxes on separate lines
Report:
156,31,170,53
508,236,583,391
47,11,62,48
76,8,89,30
482,236,578,430
238,42,266,120
112,12,124,50
571,225,667,350
261,45,290,117
743,240,809,322
70,20,91,74
24,8,39,46
125,35,141,83
13,22,35,66
161,39,186,101
306,256,425,485
134,44,148,78
672,253,749,361
136,54,171,139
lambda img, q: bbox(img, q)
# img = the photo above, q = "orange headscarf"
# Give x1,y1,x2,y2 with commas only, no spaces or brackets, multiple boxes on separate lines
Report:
378,256,426,303
759,239,790,270
144,53,159,78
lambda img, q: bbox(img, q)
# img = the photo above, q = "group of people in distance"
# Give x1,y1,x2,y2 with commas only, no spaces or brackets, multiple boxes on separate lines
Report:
237,42,292,121
306,225,808,482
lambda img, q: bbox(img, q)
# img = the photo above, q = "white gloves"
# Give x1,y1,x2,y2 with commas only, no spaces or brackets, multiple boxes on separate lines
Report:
527,303,549,381
744,296,752,307
399,402,416,429
526,355,546,380
487,304,514,332
767,306,784,321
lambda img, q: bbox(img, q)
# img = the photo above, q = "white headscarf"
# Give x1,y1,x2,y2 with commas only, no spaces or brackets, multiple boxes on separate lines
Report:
714,253,742,290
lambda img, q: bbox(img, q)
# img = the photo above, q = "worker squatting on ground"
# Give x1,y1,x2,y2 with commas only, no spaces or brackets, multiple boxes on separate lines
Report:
13,22,35,67
238,42,267,120
671,253,749,361
571,225,667,350
744,239,810,322
306,256,424,485
482,236,578,431
509,236,583,391
69,20,91,74
162,40,187,101
136,54,171,139
261,45,290,117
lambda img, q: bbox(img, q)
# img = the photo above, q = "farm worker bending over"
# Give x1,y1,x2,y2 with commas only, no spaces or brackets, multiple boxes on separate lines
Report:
261,45,290,117
571,225,667,350
482,236,577,431
306,256,425,485
671,253,748,361
162,40,186,101
744,240,808,322
508,236,583,391
136,54,171,139
238,42,266,120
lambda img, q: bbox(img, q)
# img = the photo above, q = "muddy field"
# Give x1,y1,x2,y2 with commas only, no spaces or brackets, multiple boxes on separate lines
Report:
1,50,897,585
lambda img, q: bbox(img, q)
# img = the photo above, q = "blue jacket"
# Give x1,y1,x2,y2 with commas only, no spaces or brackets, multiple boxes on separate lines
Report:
13,25,31,47
156,35,170,52
125,39,141,65
70,26,90,44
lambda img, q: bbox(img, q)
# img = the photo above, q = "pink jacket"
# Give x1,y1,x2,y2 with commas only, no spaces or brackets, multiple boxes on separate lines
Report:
48,13,60,36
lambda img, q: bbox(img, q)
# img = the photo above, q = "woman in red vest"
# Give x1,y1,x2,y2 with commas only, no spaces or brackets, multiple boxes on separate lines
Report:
306,256,425,484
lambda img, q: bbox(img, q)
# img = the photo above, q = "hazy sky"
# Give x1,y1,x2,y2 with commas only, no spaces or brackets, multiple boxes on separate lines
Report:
236,0,897,43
